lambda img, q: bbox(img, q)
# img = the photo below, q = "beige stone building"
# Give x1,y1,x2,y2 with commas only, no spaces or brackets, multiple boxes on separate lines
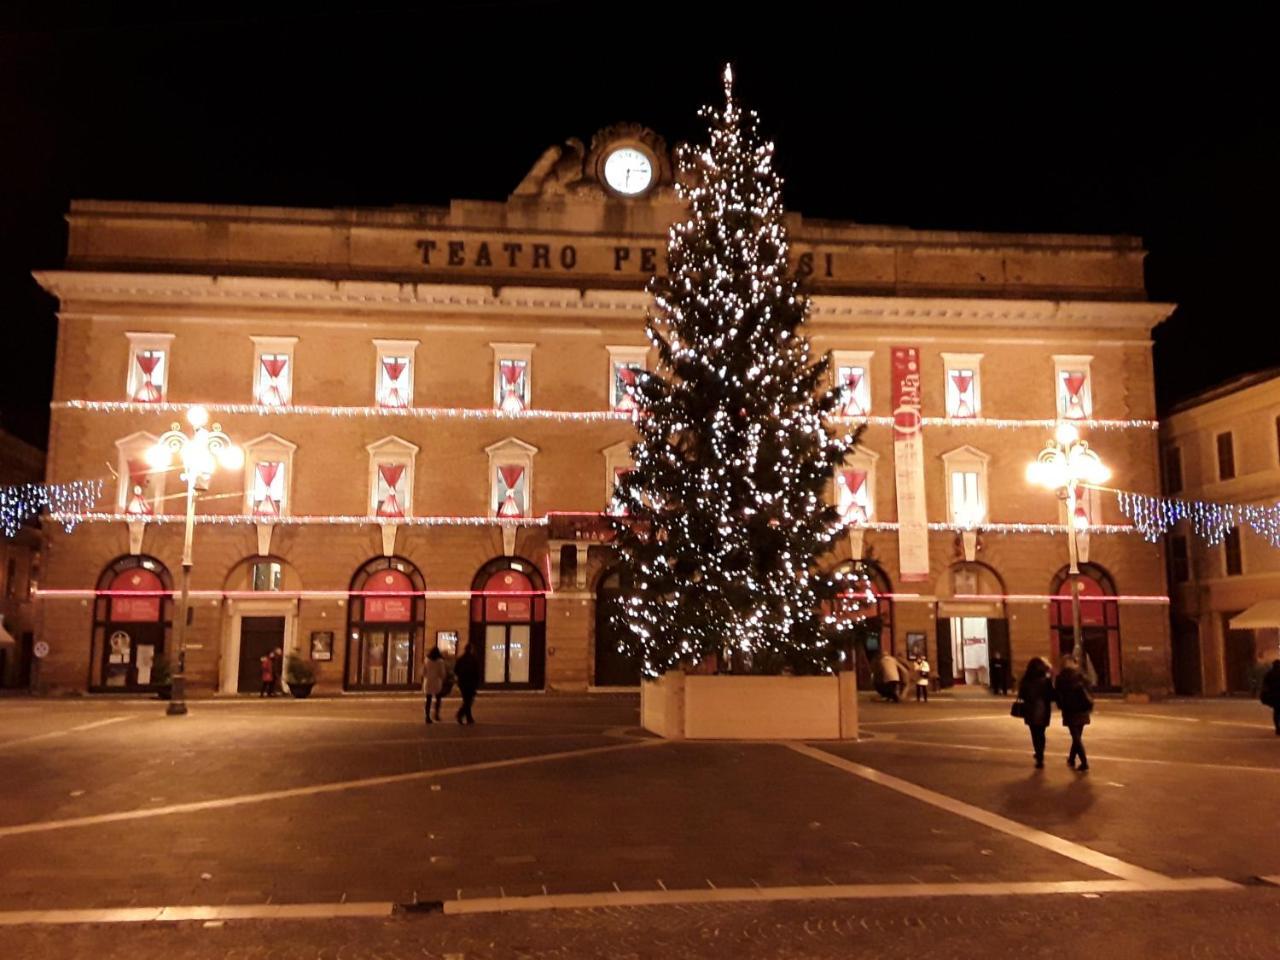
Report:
1161,370,1280,695
32,125,1174,696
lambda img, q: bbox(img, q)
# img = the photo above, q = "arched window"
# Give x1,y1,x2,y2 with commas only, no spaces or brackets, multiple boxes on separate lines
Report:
1049,562,1121,691
346,557,426,690
825,559,893,690
469,557,547,689
91,555,172,690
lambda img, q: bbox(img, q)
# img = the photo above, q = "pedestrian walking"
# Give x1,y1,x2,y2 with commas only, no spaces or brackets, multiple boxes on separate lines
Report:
422,646,448,724
1260,659,1280,736
915,657,931,702
453,643,480,725
259,653,274,697
271,647,284,696
990,650,1009,695
875,652,901,702
1054,655,1094,771
1014,657,1054,768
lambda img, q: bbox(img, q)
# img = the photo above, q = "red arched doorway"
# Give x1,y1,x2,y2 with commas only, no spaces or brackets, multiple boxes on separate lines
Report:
826,560,894,689
1050,563,1121,691
469,557,546,690
91,555,173,691
346,557,426,690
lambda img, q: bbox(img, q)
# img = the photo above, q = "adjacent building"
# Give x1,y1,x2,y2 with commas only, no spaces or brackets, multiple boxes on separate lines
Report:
33,124,1174,696
1161,370,1280,694
0,427,45,688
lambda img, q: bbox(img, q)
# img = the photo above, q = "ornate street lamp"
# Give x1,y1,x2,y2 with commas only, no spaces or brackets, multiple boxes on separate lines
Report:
1026,423,1110,664
147,406,242,716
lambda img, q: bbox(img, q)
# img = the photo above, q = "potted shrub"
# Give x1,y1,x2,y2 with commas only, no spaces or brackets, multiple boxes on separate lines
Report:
285,653,317,699
152,656,172,700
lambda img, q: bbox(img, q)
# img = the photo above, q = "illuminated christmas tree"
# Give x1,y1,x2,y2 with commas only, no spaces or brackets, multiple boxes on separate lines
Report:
611,66,861,677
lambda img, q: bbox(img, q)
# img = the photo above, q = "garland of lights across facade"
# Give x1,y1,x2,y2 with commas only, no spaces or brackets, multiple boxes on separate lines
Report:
1116,489,1280,548
52,400,1158,431
1,480,104,538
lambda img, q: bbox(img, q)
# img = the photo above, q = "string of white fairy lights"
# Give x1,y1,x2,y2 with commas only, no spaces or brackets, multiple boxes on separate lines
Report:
1115,489,1280,548
1,480,104,538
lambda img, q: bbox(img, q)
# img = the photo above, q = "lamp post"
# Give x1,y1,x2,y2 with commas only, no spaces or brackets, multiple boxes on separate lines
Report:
147,406,242,716
1026,423,1110,664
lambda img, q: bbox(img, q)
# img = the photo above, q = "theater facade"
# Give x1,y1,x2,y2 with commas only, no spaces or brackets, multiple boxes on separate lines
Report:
33,124,1175,695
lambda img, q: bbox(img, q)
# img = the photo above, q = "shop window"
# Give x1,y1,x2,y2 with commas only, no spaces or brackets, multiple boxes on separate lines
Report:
491,343,533,413
1163,445,1183,495
367,436,418,519
125,333,174,404
486,438,538,518
252,336,296,407
115,432,164,515
1053,355,1093,420
607,345,648,411
1224,527,1243,576
374,339,418,409
832,350,873,417
941,353,982,419
243,434,297,518
346,557,426,690
942,446,990,527
1216,431,1235,481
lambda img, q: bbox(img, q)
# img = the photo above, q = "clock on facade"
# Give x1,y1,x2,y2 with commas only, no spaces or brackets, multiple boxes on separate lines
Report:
602,147,653,196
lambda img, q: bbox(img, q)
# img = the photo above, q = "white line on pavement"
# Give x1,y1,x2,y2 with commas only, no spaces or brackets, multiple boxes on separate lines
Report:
873,736,1280,774
443,876,1236,914
0,716,134,750
0,739,663,840
0,877,1242,926
860,715,1009,727
787,743,1170,884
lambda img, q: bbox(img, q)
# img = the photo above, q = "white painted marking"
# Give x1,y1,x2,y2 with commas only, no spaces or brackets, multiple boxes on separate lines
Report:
0,902,394,926
860,715,1008,728
0,716,133,749
442,877,1236,915
1118,712,1201,724
877,736,1280,775
787,743,1169,884
0,739,662,840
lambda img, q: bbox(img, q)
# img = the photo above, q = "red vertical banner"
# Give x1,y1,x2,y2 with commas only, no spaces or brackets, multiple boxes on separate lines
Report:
891,346,930,582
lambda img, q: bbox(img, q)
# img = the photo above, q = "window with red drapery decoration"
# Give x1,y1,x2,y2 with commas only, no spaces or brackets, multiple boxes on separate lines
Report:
1053,356,1093,421
612,363,642,411
610,466,634,515
374,462,408,518
947,369,977,418
495,464,527,517
836,365,869,417
837,468,870,524
130,350,166,403
497,359,529,413
257,353,291,407
124,458,154,516
378,356,410,408
251,461,285,517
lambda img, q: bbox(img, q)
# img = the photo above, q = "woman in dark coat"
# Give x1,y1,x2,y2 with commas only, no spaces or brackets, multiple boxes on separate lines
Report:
1016,657,1055,768
453,644,480,726
1054,655,1094,771
1261,659,1280,735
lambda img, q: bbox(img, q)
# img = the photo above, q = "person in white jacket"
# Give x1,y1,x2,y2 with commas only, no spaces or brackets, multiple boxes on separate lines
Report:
914,657,931,702
422,646,448,724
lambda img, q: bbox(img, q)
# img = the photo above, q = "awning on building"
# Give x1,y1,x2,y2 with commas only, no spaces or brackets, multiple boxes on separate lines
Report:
1228,600,1280,630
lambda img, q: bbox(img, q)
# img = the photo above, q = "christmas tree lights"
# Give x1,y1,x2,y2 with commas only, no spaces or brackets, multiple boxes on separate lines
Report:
609,66,861,678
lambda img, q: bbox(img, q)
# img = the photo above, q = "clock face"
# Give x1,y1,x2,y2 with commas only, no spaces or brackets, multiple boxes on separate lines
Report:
603,147,653,196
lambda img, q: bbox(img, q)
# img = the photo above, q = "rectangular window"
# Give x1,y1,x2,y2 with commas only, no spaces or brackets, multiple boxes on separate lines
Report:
609,466,634,516
949,470,981,526
942,353,982,419
251,461,286,518
1053,355,1093,420
252,337,297,407
125,333,174,404
492,343,534,413
1224,527,1243,576
1170,534,1190,584
607,345,648,411
495,464,528,517
1276,415,1280,465
374,463,409,518
1163,445,1183,495
1216,431,1235,481
832,351,873,418
374,339,418,409
836,467,871,523
252,561,283,591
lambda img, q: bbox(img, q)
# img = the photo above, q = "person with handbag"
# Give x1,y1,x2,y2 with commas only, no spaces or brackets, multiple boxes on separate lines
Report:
1013,657,1054,768
422,646,448,724
1260,659,1280,735
1054,655,1094,771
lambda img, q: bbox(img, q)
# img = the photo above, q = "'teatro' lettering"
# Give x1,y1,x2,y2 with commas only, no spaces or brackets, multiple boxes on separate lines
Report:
415,238,836,279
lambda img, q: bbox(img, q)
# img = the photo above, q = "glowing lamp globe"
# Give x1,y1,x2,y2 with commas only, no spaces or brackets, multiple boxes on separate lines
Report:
187,405,210,429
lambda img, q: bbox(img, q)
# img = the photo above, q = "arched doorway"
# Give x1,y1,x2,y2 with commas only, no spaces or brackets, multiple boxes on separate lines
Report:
594,565,643,686
469,557,546,690
346,557,426,690
1050,563,1121,691
91,555,172,691
221,555,303,694
935,561,1009,688
826,560,894,689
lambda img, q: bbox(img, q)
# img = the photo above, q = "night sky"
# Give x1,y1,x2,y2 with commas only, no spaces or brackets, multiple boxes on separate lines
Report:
1,4,1275,449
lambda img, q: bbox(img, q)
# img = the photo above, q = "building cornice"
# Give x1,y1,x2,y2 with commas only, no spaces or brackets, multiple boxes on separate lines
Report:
33,270,1173,331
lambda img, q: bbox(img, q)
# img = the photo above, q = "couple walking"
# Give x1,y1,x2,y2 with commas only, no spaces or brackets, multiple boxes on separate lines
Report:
1015,655,1094,771
422,645,481,725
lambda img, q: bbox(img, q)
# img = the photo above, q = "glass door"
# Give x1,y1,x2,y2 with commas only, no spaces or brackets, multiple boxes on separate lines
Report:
485,624,508,683
507,625,531,684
